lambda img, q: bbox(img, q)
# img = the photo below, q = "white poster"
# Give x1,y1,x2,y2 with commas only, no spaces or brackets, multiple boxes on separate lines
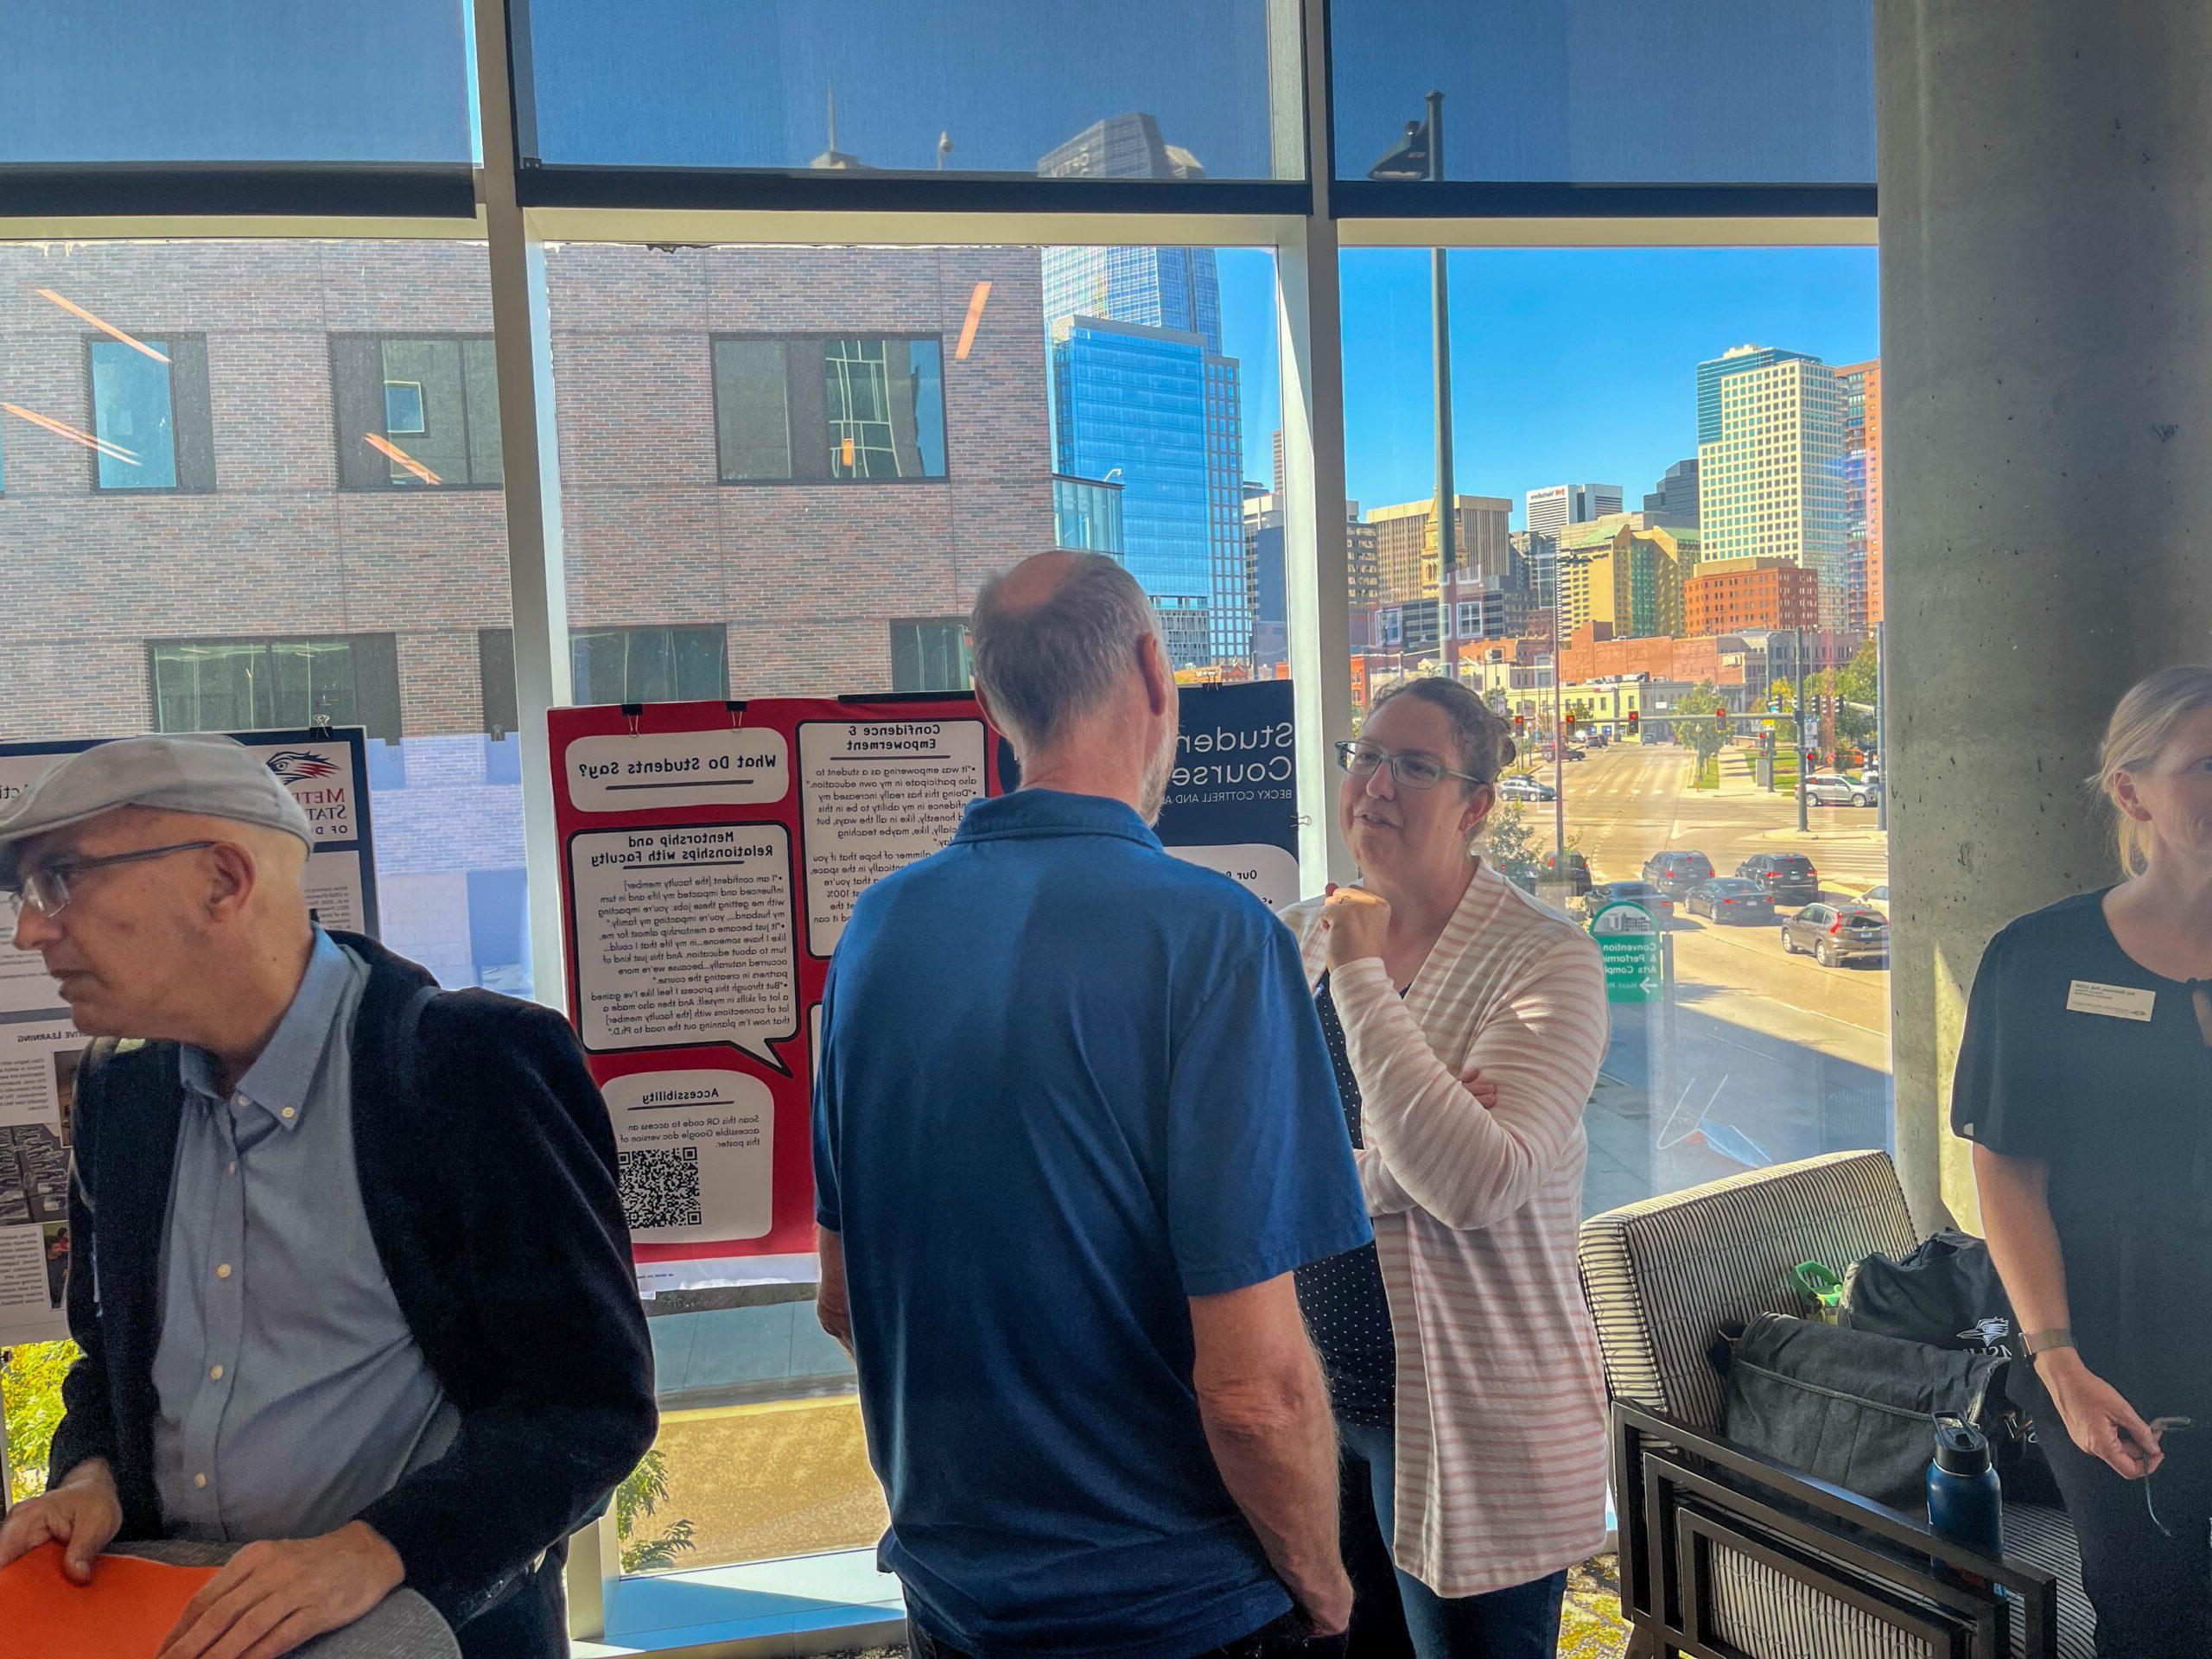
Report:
0,728,378,1344
796,718,988,957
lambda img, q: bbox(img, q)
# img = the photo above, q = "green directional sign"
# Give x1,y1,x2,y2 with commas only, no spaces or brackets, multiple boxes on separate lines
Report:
1589,900,1662,1003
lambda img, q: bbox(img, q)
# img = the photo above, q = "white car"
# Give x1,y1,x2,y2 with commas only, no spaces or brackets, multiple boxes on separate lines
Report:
1806,772,1878,808
1498,774,1556,802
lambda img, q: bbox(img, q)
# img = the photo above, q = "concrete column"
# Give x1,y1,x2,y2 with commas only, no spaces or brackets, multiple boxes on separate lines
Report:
1879,1,2212,1229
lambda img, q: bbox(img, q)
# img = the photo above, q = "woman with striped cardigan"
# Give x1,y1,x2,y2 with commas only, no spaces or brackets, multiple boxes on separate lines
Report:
1281,677,1611,1658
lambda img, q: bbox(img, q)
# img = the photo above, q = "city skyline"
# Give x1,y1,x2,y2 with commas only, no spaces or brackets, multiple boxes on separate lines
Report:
1214,245,1879,534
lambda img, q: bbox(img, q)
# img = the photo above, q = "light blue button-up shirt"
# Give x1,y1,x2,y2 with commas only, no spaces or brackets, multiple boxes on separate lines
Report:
151,930,460,1541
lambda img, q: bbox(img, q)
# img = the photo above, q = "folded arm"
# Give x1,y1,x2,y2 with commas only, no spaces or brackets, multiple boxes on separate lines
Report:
1328,938,1606,1230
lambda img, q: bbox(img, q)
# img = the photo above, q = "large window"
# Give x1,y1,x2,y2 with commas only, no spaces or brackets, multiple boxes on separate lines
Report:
713,335,946,482
1342,245,1885,1216
332,334,503,489
3,1,473,165
87,334,215,492
0,240,528,999
546,238,1283,1584
515,0,1295,181
1330,0,1874,186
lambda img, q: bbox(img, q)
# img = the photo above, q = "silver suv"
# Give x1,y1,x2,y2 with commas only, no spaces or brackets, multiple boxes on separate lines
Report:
1805,772,1878,808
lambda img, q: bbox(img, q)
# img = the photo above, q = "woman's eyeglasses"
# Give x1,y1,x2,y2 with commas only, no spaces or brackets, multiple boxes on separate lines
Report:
1334,741,1486,791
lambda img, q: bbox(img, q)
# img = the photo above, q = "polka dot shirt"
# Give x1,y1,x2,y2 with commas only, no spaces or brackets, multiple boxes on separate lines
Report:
1294,971,1397,1428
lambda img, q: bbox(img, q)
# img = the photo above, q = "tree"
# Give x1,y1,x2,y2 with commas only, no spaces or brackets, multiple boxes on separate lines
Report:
1674,681,1729,775
1765,677,1797,715
1834,639,1880,752
615,1447,698,1575
3,1340,78,1504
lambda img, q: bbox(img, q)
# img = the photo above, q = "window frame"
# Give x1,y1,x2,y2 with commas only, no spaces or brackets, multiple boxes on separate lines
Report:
143,632,404,743
83,330,217,494
330,331,505,492
708,331,953,486
567,623,731,706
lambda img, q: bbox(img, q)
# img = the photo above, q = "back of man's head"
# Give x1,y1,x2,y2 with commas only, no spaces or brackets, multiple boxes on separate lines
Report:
969,552,1164,757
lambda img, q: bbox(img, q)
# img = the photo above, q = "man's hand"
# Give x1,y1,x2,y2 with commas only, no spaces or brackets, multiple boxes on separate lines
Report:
0,1459,122,1580
1458,1063,1500,1109
1321,883,1390,969
2037,1349,2164,1479
1296,1562,1355,1640
156,1522,404,1659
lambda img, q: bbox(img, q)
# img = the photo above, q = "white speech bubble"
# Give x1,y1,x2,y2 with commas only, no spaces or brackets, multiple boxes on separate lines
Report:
601,1069,775,1244
567,729,790,813
1166,842,1303,912
798,719,988,956
569,824,798,1071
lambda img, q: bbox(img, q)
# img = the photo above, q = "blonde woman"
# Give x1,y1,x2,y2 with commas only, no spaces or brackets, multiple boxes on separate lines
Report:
1957,664,2212,1656
1281,678,1610,1657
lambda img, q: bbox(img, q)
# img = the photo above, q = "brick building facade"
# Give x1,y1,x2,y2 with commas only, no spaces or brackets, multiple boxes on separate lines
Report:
0,239,1052,987
1683,555,1821,637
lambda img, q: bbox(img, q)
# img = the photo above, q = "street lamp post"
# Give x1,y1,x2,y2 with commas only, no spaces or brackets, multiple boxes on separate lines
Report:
1794,626,1808,834
1426,91,1459,682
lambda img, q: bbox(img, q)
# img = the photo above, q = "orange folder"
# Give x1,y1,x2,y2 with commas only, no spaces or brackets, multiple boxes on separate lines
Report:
0,1541,218,1659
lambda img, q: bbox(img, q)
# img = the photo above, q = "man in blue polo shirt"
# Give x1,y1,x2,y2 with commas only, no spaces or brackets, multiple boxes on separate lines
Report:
814,551,1369,1658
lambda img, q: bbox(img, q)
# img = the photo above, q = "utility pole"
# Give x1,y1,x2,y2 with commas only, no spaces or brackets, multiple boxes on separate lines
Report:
1794,626,1808,834
1552,586,1567,854
1427,89,1459,683
1874,619,1888,832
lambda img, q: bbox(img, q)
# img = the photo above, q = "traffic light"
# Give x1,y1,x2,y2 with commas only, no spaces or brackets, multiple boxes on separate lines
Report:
1513,714,1526,735
1806,749,1820,770
1628,711,1640,734
1564,711,1577,733
1713,707,1729,732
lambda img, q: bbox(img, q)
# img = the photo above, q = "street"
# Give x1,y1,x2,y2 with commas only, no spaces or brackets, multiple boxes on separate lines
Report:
1517,742,1895,1215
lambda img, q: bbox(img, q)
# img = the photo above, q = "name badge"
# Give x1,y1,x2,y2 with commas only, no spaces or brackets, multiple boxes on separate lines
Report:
2067,980,2157,1021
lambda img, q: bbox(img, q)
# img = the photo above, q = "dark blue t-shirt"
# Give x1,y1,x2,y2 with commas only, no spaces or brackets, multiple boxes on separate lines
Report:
813,790,1372,1659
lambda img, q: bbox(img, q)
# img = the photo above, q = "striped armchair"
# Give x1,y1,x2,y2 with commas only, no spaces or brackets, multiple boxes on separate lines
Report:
1578,1150,2093,1659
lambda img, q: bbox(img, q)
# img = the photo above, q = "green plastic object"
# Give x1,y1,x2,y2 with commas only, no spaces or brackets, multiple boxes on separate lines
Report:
1793,1261,1845,1322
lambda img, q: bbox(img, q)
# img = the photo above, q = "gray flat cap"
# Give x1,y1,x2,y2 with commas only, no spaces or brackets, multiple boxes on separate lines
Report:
0,734,315,885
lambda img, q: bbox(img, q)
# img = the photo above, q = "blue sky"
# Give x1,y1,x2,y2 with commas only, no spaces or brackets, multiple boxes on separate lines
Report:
1217,245,1879,528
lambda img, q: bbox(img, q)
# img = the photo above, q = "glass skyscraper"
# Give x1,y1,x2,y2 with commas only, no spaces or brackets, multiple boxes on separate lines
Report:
1041,245,1224,356
1052,317,1217,667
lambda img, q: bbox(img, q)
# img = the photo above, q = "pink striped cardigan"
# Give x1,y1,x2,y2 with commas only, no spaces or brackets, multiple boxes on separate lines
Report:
1281,859,1612,1597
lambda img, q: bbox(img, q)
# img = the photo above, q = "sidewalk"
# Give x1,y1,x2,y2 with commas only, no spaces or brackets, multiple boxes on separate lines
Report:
1707,749,1887,842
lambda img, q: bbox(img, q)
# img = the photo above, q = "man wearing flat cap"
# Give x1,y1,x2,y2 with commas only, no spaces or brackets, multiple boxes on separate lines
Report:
0,735,656,1659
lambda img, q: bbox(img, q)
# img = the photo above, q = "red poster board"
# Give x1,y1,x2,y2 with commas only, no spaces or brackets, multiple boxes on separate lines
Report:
550,693,1008,1268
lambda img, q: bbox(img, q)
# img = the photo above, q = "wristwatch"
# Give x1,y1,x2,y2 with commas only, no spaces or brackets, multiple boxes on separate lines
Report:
2022,1327,2075,1358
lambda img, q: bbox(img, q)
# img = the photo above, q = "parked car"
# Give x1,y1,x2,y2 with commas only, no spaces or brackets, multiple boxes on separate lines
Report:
1641,849,1715,899
1781,902,1890,967
1541,849,1593,897
1735,852,1821,906
1496,859,1541,895
1563,746,1586,761
1684,877,1776,924
1806,772,1878,808
1497,774,1556,802
1577,879,1673,924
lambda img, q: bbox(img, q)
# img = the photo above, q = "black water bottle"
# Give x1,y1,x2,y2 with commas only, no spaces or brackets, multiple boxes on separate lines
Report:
1928,1412,2004,1557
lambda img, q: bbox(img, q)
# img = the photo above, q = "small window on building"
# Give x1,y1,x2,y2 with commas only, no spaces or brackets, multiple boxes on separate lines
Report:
149,634,403,742
88,334,215,492
570,626,728,705
890,619,970,693
332,334,503,489
713,334,948,483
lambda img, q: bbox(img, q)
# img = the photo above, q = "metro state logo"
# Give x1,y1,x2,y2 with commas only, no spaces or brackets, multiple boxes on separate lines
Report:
265,750,341,784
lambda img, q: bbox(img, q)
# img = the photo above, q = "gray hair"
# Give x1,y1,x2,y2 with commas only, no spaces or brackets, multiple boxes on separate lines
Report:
969,554,1164,754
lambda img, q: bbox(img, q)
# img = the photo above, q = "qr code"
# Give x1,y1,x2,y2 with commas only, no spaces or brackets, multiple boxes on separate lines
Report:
620,1145,703,1230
